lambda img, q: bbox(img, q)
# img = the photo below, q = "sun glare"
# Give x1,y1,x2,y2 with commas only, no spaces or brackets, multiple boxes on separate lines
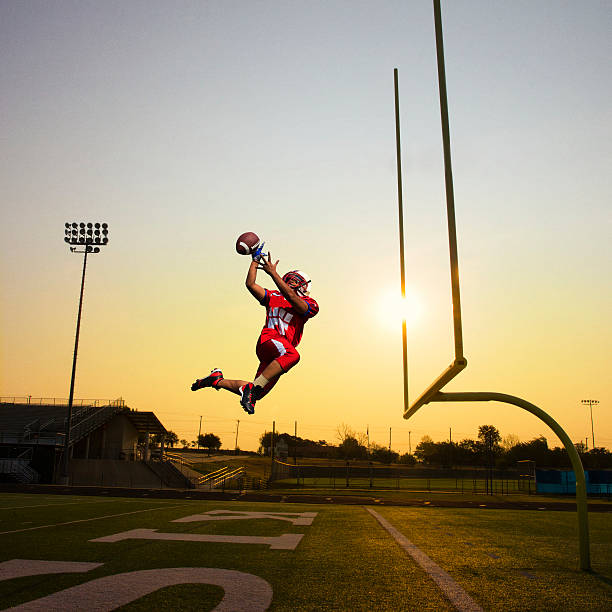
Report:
377,286,423,331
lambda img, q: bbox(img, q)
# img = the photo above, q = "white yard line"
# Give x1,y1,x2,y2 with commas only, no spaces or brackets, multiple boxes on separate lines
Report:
366,508,483,612
0,504,190,536
0,500,126,511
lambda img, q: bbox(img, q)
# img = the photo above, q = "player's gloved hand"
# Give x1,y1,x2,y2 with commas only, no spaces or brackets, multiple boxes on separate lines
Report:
252,241,266,261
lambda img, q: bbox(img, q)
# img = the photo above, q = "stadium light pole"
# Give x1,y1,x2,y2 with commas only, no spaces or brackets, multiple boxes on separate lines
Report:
581,399,599,450
60,222,109,484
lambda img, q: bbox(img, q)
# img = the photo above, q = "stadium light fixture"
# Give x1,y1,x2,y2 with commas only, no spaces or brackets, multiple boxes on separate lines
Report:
60,221,110,484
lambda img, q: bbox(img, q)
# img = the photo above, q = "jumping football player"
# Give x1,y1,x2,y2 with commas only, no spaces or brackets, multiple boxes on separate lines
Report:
191,247,319,415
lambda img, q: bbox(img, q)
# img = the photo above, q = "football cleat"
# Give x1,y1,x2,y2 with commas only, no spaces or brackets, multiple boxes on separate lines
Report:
240,383,256,415
191,369,223,391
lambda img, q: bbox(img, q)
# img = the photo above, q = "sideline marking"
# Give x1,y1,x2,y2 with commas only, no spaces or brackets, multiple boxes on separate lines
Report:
0,559,102,582
5,567,272,611
0,500,123,511
0,504,190,536
91,528,304,550
366,508,483,612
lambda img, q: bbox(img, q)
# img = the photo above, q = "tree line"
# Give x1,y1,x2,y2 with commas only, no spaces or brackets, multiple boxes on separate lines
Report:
146,424,612,469
258,424,612,469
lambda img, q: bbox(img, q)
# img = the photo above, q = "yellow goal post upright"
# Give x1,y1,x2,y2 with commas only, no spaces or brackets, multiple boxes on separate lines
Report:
395,0,590,570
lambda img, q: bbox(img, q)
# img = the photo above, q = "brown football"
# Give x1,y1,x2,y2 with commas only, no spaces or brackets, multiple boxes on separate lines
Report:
235,231,260,255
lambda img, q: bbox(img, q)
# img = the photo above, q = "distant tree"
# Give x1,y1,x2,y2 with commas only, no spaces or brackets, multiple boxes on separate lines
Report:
478,425,502,468
337,436,368,460
414,435,436,464
165,431,179,448
412,440,458,467
456,439,480,466
336,423,354,443
369,444,399,464
503,436,548,467
199,433,222,455
501,433,521,451
151,432,179,448
258,432,331,457
583,447,612,469
259,431,280,454
434,441,457,467
478,425,501,451
575,441,587,454
179,439,189,449
547,446,571,468
335,423,367,447
398,452,416,466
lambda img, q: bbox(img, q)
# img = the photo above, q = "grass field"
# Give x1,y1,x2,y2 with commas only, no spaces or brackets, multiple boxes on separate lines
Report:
0,492,610,611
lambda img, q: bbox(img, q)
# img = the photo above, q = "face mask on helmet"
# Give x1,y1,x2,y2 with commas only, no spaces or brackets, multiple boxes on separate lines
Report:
282,270,311,296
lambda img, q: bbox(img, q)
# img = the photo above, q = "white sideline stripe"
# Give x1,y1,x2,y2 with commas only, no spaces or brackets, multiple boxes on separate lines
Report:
0,504,190,535
0,500,121,511
366,508,483,612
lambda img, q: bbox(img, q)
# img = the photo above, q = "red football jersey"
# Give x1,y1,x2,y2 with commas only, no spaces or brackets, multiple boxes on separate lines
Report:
259,289,319,347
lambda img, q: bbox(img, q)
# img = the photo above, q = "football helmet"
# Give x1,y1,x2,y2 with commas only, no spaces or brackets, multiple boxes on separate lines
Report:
282,270,311,296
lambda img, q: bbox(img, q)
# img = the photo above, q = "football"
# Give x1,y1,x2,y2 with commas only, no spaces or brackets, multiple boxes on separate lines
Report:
235,231,260,255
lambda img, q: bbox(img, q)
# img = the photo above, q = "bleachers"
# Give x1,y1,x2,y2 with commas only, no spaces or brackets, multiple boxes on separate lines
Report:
0,399,188,488
0,399,125,446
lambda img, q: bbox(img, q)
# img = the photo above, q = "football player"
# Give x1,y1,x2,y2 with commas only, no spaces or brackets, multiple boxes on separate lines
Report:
191,246,319,414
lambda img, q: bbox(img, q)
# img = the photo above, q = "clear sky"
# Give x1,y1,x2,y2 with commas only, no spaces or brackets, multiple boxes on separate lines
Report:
1,1,610,454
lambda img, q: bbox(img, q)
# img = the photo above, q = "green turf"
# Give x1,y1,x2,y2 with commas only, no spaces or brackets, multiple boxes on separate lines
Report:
0,492,610,610
375,506,612,611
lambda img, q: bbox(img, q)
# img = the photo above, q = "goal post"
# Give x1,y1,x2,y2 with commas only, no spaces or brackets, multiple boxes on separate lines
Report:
396,0,591,571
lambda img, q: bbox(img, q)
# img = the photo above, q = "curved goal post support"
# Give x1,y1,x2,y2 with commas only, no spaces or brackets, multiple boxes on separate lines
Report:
420,391,591,571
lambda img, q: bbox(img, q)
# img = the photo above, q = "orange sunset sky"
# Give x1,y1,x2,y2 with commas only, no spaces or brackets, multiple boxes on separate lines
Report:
1,1,610,453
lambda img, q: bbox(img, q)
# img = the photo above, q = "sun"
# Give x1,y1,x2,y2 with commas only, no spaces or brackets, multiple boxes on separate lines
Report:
377,286,423,331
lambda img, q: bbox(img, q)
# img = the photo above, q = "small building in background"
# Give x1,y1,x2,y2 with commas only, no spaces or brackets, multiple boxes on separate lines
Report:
0,396,181,487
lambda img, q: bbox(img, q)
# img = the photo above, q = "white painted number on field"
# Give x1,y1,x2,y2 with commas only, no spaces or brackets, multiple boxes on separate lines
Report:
0,559,102,582
5,567,272,612
91,528,304,550
173,510,317,525
3,510,320,609
91,509,317,550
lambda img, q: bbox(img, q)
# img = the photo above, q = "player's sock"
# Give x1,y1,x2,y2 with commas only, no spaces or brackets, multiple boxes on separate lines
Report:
253,374,268,388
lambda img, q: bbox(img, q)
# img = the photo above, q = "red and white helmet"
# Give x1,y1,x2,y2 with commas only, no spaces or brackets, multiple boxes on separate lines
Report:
282,270,311,296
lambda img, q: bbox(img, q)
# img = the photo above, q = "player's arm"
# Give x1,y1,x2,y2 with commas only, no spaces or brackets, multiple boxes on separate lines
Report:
245,259,266,302
258,253,309,315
